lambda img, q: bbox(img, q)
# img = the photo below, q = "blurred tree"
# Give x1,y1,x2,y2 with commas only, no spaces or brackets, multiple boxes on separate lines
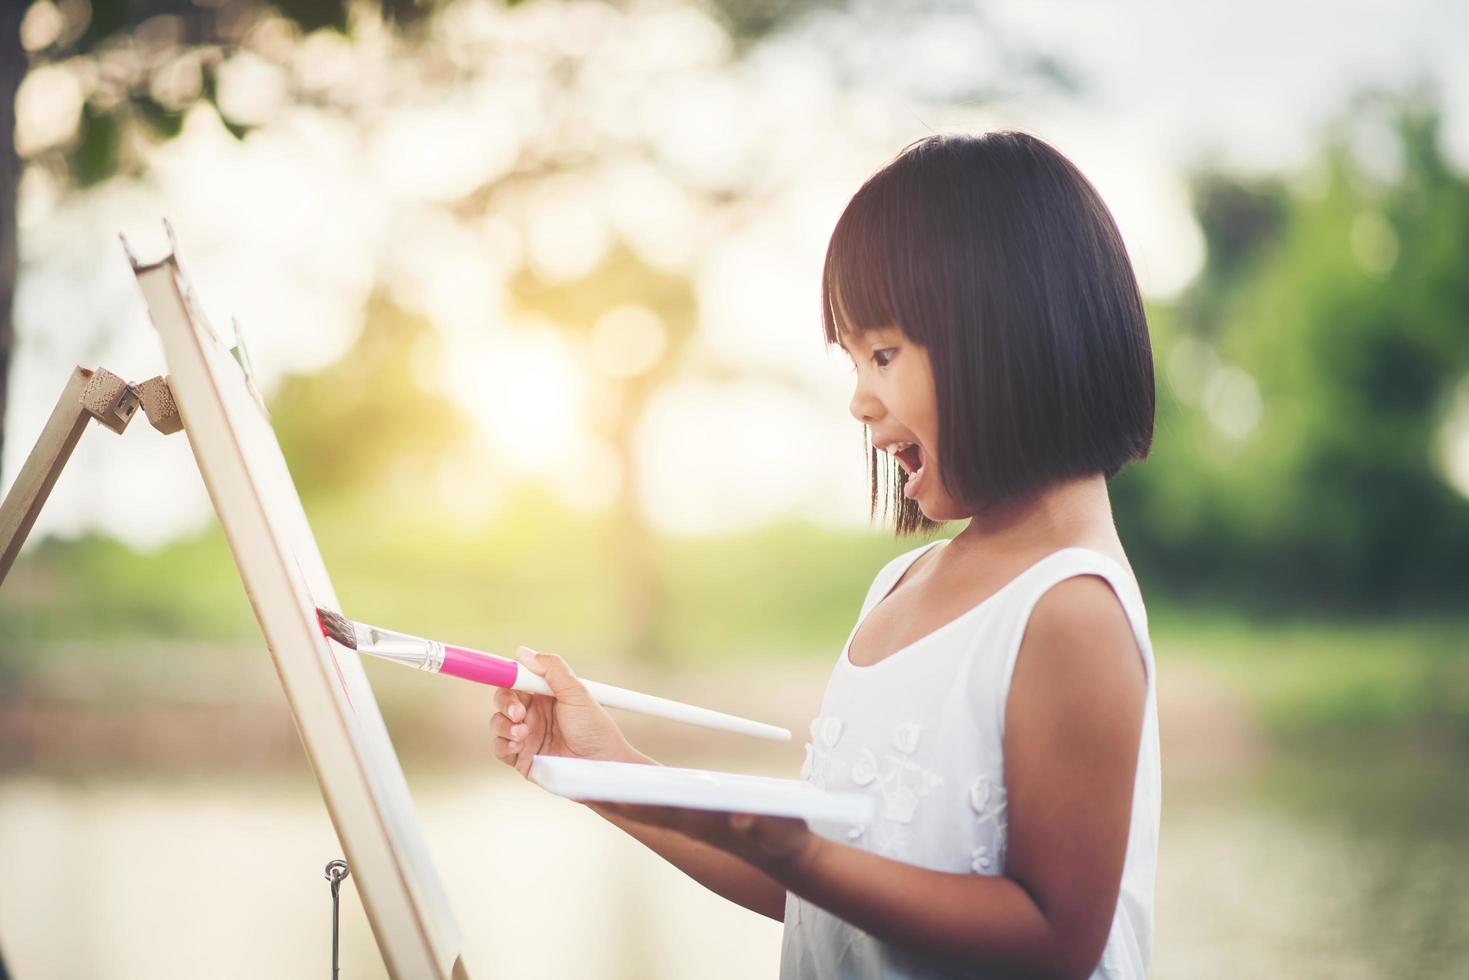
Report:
7,0,1074,661
270,293,475,498
1114,92,1469,611
3,0,1069,476
0,0,858,484
503,242,699,660
3,0,454,484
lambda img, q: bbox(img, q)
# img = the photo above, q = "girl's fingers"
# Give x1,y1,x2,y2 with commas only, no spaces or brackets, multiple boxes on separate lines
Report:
492,689,531,721
490,713,532,742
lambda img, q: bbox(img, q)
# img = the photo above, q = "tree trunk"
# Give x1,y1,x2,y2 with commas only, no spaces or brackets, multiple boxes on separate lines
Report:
0,3,24,488
609,375,664,663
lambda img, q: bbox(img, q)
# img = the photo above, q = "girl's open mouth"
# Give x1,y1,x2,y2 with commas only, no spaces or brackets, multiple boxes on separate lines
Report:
895,443,926,498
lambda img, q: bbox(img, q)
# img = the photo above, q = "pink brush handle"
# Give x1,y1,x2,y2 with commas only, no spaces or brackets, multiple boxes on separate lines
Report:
438,645,789,742
441,645,520,688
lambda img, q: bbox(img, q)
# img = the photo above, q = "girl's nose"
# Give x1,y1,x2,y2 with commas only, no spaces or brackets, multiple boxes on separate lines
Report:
849,384,882,425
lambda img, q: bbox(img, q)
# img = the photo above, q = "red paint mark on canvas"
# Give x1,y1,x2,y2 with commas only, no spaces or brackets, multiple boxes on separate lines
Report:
294,554,353,712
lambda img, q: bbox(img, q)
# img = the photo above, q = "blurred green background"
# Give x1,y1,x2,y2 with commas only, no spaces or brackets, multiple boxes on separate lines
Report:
1,1,1467,978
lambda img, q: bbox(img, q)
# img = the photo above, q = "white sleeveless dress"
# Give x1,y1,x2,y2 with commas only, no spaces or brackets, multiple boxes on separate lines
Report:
779,539,1161,979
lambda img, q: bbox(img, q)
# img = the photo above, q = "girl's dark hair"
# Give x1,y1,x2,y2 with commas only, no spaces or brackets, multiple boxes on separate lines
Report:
822,130,1155,535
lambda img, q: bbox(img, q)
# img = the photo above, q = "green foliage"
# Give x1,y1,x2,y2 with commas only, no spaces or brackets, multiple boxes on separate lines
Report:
70,100,121,187
0,530,256,645
1158,610,1469,746
4,514,1464,748
1116,93,1469,611
270,0,352,35
130,93,186,140
0,494,919,655
653,522,935,659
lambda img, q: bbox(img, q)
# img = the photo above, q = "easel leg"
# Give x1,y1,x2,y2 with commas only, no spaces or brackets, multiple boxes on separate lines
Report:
0,366,94,584
0,366,174,588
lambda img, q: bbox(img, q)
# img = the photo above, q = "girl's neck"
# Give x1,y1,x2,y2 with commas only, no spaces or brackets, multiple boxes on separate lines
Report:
948,474,1120,559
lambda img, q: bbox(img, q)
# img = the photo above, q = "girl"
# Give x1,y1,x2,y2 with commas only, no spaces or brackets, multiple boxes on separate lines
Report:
490,130,1159,980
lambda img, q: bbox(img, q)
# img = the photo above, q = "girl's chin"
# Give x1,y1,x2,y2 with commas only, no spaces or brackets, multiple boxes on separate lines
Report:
912,485,969,522
905,468,965,521
918,502,966,522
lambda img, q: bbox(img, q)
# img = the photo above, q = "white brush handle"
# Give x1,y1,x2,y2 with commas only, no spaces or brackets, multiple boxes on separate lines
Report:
511,665,791,743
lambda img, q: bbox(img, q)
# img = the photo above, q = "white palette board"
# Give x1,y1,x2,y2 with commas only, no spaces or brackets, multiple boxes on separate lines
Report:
530,755,876,826
132,247,471,979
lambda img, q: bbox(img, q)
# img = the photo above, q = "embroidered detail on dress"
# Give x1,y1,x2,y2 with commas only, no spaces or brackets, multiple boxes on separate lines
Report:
851,748,878,786
968,773,1010,873
882,787,920,823
891,721,922,754
818,716,844,748
968,774,1005,817
846,824,864,840
866,753,945,855
806,741,849,789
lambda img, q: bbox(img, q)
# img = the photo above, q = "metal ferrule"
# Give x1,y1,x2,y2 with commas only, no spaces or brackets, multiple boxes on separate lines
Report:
355,622,446,673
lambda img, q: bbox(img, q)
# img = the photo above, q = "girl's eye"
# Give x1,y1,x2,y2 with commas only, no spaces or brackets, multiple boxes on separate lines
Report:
872,348,897,368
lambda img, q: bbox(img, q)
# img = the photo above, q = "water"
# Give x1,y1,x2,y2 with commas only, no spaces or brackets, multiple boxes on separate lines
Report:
2,751,1464,978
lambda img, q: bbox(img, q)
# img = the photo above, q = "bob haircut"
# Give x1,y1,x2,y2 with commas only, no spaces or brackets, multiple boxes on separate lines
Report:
822,130,1155,536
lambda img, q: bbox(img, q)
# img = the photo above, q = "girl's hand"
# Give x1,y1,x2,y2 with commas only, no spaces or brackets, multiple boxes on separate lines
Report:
594,802,818,876
490,646,641,778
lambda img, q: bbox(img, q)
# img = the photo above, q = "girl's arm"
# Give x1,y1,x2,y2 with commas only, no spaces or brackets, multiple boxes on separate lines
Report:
487,651,788,920
583,749,790,921
609,575,1147,979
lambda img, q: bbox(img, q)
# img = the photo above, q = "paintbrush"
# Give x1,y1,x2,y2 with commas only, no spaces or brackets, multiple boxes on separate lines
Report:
316,608,791,743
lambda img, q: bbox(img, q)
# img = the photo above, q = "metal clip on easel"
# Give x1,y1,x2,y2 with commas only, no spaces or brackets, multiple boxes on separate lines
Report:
324,859,350,980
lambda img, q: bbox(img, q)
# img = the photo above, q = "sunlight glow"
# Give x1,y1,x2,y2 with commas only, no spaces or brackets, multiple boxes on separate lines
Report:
525,176,611,281
549,435,624,513
1204,365,1263,441
634,380,860,533
14,64,83,156
369,97,521,202
11,0,1467,548
1436,377,1469,500
434,443,505,527
590,305,665,378
215,52,289,127
599,155,705,272
443,319,584,477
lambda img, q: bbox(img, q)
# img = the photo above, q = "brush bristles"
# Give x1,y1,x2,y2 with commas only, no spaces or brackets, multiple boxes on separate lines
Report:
316,608,358,649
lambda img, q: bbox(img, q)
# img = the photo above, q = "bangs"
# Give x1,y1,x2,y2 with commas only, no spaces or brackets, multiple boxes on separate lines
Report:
820,171,933,350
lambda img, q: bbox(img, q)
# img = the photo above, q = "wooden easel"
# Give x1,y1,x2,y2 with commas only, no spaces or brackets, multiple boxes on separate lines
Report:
0,365,181,586
4,227,470,977
0,364,362,975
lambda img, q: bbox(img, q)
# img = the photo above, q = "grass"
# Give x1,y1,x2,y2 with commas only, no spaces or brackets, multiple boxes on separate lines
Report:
1154,609,1469,746
2,501,1464,744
